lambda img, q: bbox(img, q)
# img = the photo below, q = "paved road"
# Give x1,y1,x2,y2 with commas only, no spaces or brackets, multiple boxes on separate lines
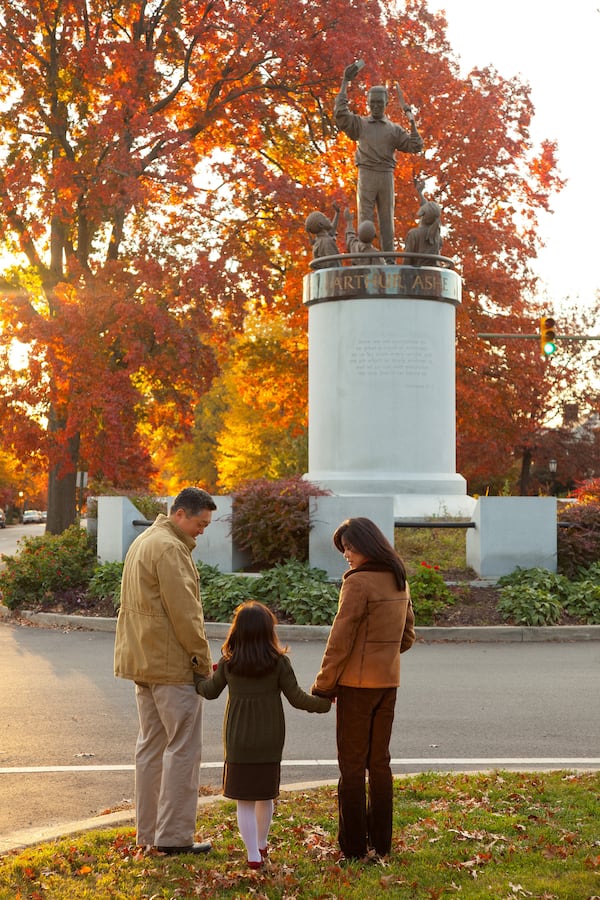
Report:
1,620,598,844
0,523,46,560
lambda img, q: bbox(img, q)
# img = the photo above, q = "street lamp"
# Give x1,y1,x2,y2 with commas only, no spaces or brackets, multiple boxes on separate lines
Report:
548,459,557,497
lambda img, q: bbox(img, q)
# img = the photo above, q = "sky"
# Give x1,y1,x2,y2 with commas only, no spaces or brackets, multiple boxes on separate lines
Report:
426,0,600,312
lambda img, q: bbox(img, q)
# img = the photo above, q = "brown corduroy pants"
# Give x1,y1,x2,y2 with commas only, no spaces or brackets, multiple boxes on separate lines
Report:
335,685,397,858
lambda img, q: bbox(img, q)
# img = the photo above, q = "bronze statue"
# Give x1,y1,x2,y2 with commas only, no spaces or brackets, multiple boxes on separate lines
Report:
305,204,341,268
343,208,384,265
334,63,423,254
403,177,442,266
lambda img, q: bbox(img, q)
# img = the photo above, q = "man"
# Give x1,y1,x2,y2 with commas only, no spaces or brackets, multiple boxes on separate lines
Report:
334,63,424,253
114,486,217,854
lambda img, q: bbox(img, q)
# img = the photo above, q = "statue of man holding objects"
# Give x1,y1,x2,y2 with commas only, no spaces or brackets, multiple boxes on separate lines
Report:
334,61,424,253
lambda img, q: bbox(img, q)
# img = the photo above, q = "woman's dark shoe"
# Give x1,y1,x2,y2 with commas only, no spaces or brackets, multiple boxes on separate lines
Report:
259,846,268,859
247,859,263,870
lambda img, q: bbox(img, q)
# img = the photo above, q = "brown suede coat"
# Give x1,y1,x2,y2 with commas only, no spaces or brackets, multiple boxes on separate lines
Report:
311,567,415,695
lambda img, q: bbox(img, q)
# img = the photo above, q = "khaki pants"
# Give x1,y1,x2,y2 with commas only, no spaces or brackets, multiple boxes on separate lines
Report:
134,682,204,847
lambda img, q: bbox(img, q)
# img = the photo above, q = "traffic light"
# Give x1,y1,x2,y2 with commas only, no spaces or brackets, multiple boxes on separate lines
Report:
539,316,557,356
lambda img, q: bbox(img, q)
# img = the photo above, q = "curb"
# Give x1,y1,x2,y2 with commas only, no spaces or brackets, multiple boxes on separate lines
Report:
3,607,600,642
0,780,336,856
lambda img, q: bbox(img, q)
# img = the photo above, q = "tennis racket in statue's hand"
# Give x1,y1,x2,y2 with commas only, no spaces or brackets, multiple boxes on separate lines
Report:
394,81,416,127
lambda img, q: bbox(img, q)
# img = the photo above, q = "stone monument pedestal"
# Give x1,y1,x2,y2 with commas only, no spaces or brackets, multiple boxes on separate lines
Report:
303,264,474,519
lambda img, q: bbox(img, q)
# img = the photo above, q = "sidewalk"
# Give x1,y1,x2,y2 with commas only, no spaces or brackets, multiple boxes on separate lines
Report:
4,607,600,642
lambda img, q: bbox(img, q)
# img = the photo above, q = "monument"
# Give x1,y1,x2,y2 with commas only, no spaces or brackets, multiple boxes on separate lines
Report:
303,62,475,521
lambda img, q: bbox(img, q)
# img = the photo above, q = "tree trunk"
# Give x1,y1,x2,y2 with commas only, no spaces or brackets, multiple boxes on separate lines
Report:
518,447,533,496
46,431,81,534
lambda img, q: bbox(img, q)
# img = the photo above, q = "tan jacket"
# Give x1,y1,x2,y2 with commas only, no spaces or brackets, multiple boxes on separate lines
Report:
312,568,415,694
114,515,212,684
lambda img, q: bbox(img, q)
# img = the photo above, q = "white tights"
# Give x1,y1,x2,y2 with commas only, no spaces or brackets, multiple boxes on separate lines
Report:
236,799,274,863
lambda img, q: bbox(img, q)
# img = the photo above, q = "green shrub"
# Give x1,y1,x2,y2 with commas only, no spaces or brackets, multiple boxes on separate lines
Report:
195,562,240,622
230,476,329,568
200,573,256,623
196,561,223,584
496,568,571,626
88,561,124,610
496,565,600,626
558,500,600,577
197,559,339,625
409,561,455,626
496,566,572,601
255,560,338,625
564,580,600,624
0,526,96,610
497,585,563,626
577,559,600,581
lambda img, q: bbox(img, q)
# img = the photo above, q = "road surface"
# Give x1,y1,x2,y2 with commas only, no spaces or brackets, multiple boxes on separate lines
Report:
0,620,598,842
0,523,46,560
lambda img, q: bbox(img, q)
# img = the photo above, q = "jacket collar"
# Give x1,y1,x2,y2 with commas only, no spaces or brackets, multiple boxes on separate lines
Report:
343,560,393,581
154,513,196,551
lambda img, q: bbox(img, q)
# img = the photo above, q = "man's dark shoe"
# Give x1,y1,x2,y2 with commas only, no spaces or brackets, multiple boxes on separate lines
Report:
157,841,211,855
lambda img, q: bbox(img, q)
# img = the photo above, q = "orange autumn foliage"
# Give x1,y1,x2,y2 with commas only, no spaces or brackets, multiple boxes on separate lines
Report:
0,0,589,530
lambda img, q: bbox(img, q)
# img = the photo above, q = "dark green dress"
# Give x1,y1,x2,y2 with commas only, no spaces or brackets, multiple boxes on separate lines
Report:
195,654,331,800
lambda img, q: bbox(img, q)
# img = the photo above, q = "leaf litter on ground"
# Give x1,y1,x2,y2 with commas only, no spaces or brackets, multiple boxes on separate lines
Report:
1,770,598,899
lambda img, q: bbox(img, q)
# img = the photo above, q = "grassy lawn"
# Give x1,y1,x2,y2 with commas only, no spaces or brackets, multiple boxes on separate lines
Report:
395,525,470,577
2,770,598,899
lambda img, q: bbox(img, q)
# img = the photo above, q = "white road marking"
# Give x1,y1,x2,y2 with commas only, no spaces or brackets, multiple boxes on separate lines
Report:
1,758,600,774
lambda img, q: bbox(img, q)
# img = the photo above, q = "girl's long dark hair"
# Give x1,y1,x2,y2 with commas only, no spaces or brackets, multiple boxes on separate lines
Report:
333,517,407,590
221,601,288,677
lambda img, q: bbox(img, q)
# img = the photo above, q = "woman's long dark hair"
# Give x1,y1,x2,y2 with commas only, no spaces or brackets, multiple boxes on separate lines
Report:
333,517,407,590
221,601,288,677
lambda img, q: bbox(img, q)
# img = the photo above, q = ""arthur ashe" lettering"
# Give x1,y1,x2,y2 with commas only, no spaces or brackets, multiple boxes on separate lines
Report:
303,265,461,307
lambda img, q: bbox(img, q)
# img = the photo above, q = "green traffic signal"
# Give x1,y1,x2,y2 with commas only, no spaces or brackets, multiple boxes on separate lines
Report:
540,316,557,356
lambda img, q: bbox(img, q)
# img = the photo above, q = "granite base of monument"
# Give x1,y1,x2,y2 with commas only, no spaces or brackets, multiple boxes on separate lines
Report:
303,264,473,521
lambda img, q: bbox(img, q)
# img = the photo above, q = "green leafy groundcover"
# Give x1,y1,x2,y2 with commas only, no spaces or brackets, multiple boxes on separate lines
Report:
1,771,598,899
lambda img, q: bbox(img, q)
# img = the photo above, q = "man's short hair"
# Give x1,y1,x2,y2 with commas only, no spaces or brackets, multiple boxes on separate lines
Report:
172,487,217,515
368,85,388,102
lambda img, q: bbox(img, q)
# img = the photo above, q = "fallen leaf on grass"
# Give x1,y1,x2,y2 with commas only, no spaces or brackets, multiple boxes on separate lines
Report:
509,883,533,896
448,828,486,840
453,851,493,870
379,874,408,889
541,844,570,860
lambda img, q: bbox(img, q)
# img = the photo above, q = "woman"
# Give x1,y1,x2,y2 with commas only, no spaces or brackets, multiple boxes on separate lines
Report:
311,517,415,860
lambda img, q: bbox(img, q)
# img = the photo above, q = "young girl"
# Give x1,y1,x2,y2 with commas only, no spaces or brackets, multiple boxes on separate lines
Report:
194,601,331,869
305,205,341,269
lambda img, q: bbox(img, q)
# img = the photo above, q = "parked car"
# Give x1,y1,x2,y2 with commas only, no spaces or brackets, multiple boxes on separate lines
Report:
23,510,44,524
0,508,5,528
